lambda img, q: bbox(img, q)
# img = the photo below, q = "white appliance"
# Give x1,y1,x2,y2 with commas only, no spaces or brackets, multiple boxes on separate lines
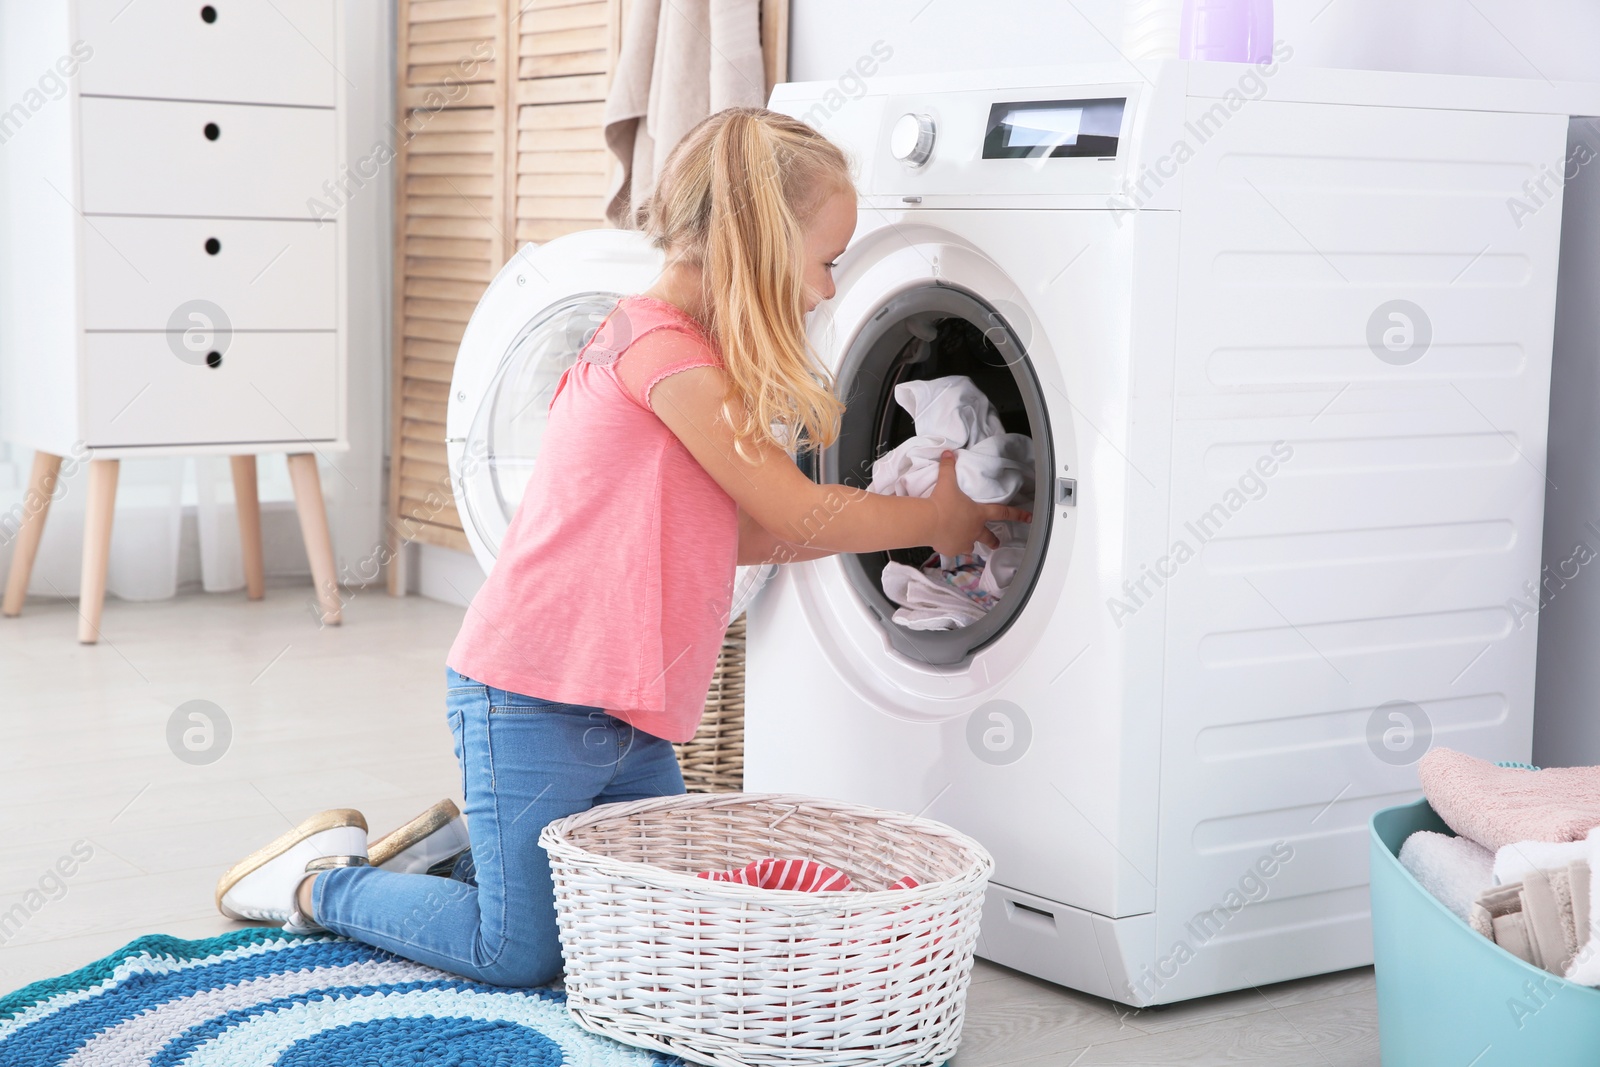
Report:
745,61,1579,1005
445,232,772,612
0,0,349,632
0,0,347,457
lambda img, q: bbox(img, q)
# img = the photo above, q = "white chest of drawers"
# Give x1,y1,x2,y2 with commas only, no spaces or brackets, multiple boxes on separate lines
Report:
0,0,350,639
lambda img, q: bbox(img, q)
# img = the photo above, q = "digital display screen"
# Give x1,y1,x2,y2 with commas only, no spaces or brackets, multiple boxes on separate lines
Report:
997,107,1082,148
983,97,1126,159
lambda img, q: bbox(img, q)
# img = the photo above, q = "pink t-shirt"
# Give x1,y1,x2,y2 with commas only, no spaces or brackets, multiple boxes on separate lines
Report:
446,296,738,743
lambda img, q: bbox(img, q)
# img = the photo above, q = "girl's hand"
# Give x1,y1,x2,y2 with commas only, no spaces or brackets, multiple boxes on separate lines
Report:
928,451,1033,555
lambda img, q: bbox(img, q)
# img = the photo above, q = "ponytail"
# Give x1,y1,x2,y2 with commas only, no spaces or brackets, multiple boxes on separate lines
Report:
640,107,851,457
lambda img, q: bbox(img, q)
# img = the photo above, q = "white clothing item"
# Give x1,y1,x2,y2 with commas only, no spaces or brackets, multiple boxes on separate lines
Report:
885,516,1030,632
893,604,984,632
1398,829,1496,924
870,376,1035,630
981,542,1026,599
892,376,1004,446
871,433,1034,504
868,376,1035,504
882,562,988,631
941,520,1030,576
1495,836,1593,886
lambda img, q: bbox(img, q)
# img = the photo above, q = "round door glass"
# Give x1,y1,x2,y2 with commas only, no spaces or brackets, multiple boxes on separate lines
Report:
824,284,1053,667
460,292,623,560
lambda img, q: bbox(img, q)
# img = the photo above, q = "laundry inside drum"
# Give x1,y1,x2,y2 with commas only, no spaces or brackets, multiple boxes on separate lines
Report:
825,285,1054,668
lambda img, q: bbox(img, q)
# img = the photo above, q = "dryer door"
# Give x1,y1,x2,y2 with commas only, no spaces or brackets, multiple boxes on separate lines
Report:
446,230,773,616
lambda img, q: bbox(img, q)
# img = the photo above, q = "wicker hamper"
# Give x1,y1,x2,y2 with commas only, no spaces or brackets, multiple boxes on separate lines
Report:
675,616,746,793
539,792,995,1067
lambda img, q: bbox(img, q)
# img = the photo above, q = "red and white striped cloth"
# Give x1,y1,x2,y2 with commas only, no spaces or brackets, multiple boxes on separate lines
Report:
697,857,919,893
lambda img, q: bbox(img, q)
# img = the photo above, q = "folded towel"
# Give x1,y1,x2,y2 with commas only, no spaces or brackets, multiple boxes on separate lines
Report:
1399,830,1496,923
1495,834,1594,885
1472,861,1590,978
1417,748,1600,851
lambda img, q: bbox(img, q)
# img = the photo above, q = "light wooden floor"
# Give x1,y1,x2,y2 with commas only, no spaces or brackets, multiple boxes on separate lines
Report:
0,590,1379,1065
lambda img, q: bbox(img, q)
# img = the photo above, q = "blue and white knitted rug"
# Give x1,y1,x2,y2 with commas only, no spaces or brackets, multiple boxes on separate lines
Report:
0,928,685,1067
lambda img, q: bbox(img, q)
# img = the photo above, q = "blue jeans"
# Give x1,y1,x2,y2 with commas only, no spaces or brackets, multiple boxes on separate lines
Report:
312,666,686,986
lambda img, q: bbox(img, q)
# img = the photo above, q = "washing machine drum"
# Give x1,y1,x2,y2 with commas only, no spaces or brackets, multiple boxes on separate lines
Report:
821,283,1054,666
448,230,772,620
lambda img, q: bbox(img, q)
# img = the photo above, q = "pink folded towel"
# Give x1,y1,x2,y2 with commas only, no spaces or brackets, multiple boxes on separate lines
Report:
1419,748,1600,851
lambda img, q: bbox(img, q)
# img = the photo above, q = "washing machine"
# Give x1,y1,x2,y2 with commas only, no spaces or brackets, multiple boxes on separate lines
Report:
745,61,1578,1005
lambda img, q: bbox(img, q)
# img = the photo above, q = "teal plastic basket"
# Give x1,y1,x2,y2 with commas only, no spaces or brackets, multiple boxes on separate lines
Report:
1370,798,1600,1065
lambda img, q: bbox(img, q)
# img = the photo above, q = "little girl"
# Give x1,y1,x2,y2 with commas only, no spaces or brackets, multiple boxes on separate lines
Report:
214,107,1031,986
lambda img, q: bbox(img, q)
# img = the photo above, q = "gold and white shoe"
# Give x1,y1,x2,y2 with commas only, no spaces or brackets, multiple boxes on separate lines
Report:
368,799,471,877
216,809,368,933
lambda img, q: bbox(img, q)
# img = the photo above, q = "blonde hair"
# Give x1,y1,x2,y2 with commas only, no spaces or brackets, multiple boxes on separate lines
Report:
638,107,852,455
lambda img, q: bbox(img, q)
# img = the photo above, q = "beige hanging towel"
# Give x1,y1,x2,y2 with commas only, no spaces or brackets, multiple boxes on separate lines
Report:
603,0,766,227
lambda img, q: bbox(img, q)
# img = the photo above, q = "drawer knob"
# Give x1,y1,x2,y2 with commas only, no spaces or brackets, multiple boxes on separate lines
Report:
204,122,221,141
205,351,222,368
205,237,221,255
201,5,218,23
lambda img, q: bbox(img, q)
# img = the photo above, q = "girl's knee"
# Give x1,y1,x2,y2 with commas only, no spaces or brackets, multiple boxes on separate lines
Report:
476,948,563,988
471,922,563,987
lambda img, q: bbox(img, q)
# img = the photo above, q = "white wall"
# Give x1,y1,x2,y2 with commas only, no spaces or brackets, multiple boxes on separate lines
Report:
788,0,1600,82
1534,117,1600,767
324,0,393,594
417,542,486,608
789,0,1121,80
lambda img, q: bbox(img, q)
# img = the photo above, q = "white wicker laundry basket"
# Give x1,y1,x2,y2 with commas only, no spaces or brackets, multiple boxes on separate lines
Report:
539,792,994,1067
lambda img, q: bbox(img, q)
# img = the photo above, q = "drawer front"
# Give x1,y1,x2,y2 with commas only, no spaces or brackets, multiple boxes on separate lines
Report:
84,217,336,330
84,332,337,448
80,98,335,218
77,0,336,108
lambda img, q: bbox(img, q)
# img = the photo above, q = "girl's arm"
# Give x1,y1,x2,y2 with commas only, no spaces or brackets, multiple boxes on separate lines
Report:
738,508,835,565
651,362,1030,558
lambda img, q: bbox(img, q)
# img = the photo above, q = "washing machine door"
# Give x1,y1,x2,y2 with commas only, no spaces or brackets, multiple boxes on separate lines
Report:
779,215,1077,698
447,230,773,616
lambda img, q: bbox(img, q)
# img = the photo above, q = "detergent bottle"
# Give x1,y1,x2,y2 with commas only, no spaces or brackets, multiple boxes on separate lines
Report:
1179,0,1273,63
